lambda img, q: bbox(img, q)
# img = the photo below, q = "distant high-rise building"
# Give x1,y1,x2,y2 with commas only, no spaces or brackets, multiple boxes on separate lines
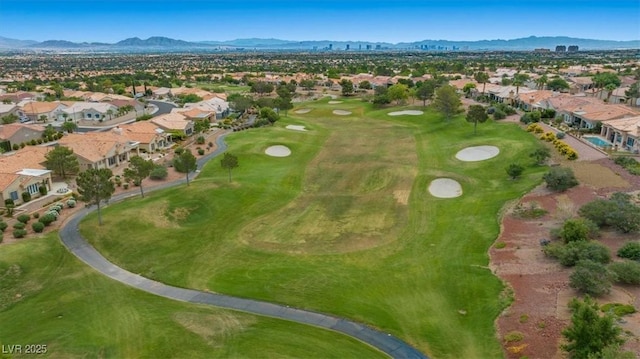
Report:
555,45,567,52
346,44,350,50
366,44,372,50
534,48,551,53
328,44,333,50
375,44,381,50
568,45,579,52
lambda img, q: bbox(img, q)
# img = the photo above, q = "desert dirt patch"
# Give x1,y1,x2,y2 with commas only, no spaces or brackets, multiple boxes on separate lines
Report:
393,190,411,205
565,161,630,190
491,182,640,358
455,145,500,162
388,110,424,116
332,110,352,116
428,178,463,198
136,200,180,228
265,145,292,157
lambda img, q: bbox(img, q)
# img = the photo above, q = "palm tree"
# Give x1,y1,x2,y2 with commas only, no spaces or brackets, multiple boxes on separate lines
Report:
474,72,490,95
39,115,48,123
106,109,114,121
513,73,530,95
605,83,617,103
61,121,77,133
536,74,548,90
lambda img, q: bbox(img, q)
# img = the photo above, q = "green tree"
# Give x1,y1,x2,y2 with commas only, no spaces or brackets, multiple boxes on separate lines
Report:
76,168,116,226
173,149,197,186
38,115,48,123
42,124,57,140
506,163,524,179
1,114,19,124
462,83,476,96
547,77,571,91
387,84,409,104
579,193,640,233
513,73,530,94
45,146,79,179
250,81,275,96
563,296,625,358
123,156,154,198
339,79,354,96
474,72,489,94
228,94,254,113
220,152,239,183
432,85,462,122
259,107,280,124
358,80,372,90
465,104,488,134
543,167,578,191
415,81,435,106
300,79,316,90
536,74,548,90
592,72,621,90
61,121,78,133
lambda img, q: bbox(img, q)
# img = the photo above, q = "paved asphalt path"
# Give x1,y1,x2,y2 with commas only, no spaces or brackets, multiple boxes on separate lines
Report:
59,132,428,359
147,100,178,116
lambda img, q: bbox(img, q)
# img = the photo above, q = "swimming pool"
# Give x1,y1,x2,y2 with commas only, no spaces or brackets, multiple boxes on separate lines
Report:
584,136,613,148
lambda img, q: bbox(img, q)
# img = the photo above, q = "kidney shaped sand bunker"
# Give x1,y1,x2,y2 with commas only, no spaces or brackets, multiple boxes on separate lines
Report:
428,178,463,198
265,145,291,157
455,145,500,162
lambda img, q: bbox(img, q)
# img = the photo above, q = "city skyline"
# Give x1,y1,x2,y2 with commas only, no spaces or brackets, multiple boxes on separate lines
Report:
1,0,639,43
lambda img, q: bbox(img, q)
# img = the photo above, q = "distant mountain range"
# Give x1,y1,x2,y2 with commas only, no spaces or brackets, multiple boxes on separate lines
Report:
0,35,638,52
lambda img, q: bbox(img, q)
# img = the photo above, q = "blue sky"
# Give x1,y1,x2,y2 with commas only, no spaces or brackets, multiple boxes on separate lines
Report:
1,0,639,42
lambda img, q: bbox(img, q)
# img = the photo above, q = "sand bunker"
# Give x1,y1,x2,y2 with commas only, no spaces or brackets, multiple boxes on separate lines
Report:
286,125,307,132
294,108,311,114
428,178,463,198
333,110,352,116
265,145,292,157
328,100,343,104
455,146,500,162
388,110,424,116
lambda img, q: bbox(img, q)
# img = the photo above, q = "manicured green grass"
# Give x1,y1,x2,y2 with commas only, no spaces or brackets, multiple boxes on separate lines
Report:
0,234,387,358
81,100,545,358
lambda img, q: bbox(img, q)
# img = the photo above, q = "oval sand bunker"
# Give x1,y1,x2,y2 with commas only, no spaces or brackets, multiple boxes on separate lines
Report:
265,145,292,157
294,108,311,114
455,146,500,162
428,178,463,198
388,110,424,116
328,100,343,104
333,110,352,116
286,125,307,131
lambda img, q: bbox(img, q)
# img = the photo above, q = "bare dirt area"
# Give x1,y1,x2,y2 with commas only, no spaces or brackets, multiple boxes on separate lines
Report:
491,159,640,359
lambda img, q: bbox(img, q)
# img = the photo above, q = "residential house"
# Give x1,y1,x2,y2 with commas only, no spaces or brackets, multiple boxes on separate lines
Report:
182,96,229,119
60,102,118,122
594,87,631,105
543,95,638,129
20,101,67,122
118,122,171,153
171,107,216,123
58,132,139,170
600,115,640,153
515,90,556,111
0,104,19,118
0,91,37,104
0,123,45,149
566,77,594,94
150,113,194,137
486,85,536,105
0,146,52,205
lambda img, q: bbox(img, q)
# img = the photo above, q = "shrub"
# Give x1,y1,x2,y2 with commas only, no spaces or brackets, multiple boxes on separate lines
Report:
529,147,551,165
12,229,27,238
0,232,2,243
613,156,640,175
196,136,205,145
31,221,45,233
21,191,31,203
601,303,637,317
197,148,205,155
13,222,25,230
556,132,566,139
0,222,7,232
32,212,39,219
504,331,525,342
44,210,59,219
39,185,47,196
48,204,62,213
560,218,598,243
608,261,640,285
66,199,76,208
526,123,544,133
123,183,129,189
150,166,168,180
570,260,615,296
617,242,640,260
512,202,547,219
544,240,611,267
174,147,185,155
39,213,56,226
493,109,506,120
579,193,640,233
543,167,578,191
17,214,31,224
506,163,524,179
540,131,556,142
